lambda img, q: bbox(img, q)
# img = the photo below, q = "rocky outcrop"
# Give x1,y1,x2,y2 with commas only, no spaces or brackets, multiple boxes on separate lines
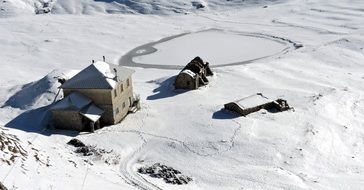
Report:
67,139,120,165
0,129,27,165
138,163,192,185
0,181,8,190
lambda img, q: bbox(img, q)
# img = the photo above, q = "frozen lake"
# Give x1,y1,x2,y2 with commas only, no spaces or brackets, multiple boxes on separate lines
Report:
123,30,290,69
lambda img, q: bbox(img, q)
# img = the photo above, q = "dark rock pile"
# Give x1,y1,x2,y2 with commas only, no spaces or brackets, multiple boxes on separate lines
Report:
138,163,192,185
67,138,112,157
67,139,85,147
0,129,27,165
0,181,7,190
192,1,205,9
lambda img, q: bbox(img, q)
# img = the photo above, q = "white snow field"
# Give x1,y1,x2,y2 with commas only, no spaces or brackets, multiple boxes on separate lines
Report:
1,0,364,189
130,30,290,68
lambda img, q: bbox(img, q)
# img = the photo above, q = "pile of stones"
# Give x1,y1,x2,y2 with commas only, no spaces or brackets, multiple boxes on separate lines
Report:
67,139,112,157
0,129,27,165
138,163,192,185
0,181,7,190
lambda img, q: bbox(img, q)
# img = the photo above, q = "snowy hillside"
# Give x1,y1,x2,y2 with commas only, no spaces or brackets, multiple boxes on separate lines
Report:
1,0,364,189
1,0,281,17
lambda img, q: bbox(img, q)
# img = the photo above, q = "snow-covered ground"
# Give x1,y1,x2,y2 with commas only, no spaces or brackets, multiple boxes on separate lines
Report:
1,0,364,189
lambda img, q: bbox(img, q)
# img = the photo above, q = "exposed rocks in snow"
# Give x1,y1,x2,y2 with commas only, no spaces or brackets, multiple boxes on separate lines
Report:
0,129,50,167
192,1,205,9
68,139,110,156
35,0,55,14
311,93,323,105
0,128,27,165
67,139,86,147
67,138,120,165
138,163,192,185
0,181,7,190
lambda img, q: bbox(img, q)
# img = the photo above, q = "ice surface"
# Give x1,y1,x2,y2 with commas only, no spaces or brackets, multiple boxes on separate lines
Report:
133,30,287,67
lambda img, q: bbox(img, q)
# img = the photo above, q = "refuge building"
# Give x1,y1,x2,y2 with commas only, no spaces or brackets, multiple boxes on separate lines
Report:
224,93,290,116
51,61,138,132
174,57,213,90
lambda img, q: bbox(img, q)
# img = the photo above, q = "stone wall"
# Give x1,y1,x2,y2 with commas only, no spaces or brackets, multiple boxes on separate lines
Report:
111,76,134,124
174,73,197,90
52,110,84,131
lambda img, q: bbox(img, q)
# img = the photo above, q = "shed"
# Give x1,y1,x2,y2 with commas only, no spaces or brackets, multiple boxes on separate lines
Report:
174,57,213,90
224,93,290,116
50,92,104,132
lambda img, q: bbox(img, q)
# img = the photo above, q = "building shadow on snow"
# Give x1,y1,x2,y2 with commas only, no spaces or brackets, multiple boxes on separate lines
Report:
212,109,240,120
5,104,79,137
147,76,188,100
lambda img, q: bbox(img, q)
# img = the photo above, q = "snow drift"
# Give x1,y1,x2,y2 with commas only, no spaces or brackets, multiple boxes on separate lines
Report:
1,70,74,110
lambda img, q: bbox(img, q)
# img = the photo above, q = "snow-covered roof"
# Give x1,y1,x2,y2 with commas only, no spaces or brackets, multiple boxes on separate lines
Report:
51,92,104,122
181,69,196,78
233,93,272,109
80,104,104,122
60,61,135,89
51,92,92,110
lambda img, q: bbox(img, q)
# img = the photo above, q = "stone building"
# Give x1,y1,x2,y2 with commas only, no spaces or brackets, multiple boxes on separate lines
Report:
174,57,213,90
51,61,138,132
224,93,290,116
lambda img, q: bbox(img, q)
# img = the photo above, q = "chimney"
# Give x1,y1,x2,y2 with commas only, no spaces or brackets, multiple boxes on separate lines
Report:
92,60,95,64
113,68,118,81
103,56,105,62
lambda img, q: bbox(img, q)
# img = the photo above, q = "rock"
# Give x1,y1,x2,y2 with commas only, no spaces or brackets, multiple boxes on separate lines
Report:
138,163,192,185
75,146,93,156
138,167,147,174
0,182,7,190
67,139,86,147
294,43,303,49
192,1,205,9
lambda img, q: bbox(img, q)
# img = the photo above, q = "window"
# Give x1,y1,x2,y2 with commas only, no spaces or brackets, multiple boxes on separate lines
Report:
187,81,190,86
127,79,130,87
114,89,117,97
120,84,124,93
115,108,119,115
122,102,126,109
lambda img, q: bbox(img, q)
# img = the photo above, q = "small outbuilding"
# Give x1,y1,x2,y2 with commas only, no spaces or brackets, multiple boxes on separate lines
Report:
174,57,213,90
224,93,290,116
51,92,104,132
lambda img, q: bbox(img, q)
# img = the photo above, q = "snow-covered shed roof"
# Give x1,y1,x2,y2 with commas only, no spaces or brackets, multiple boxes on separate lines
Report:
80,104,104,122
180,69,196,78
232,93,272,109
51,92,92,111
60,61,135,89
51,92,104,122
